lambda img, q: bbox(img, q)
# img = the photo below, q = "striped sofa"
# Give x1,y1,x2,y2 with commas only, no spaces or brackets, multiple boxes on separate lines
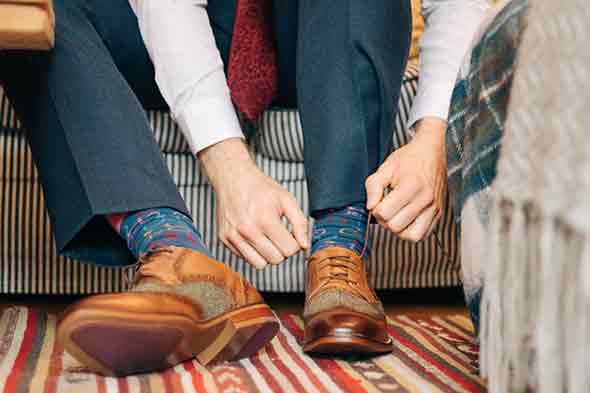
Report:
0,65,460,294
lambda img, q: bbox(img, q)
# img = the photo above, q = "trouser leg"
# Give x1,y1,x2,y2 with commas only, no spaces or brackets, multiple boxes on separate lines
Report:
0,0,188,266
296,0,412,215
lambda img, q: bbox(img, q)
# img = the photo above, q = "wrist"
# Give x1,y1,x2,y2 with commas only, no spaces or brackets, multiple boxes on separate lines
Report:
198,138,256,190
413,117,447,145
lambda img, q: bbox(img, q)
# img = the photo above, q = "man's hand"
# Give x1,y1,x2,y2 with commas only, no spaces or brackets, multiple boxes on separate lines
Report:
199,138,309,269
365,118,447,242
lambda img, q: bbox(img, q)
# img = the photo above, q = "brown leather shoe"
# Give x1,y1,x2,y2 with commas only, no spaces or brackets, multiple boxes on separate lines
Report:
57,246,279,376
303,247,392,355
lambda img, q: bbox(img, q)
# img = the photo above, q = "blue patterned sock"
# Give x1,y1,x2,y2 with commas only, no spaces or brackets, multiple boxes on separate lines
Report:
311,202,371,259
112,208,210,259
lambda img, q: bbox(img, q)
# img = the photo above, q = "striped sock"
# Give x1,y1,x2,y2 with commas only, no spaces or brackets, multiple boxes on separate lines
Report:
311,202,371,259
106,208,210,259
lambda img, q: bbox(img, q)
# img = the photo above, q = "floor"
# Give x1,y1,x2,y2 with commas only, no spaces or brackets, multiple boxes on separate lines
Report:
0,287,469,319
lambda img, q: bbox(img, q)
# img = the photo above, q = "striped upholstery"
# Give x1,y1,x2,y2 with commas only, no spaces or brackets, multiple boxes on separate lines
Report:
0,64,460,294
255,65,420,162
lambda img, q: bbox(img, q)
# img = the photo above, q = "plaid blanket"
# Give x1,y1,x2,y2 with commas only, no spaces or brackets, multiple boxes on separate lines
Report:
445,0,529,330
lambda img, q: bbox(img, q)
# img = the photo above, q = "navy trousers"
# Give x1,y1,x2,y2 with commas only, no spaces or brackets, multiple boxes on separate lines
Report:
0,0,411,266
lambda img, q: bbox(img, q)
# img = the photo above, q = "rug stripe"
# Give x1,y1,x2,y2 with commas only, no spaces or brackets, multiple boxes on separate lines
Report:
258,348,299,393
391,327,478,392
389,336,454,392
392,316,480,377
397,316,475,366
105,375,119,393
29,314,56,392
375,353,444,393
344,358,409,393
16,309,47,392
2,307,36,393
274,331,329,393
264,335,315,393
162,367,183,393
0,308,26,389
181,362,205,393
192,361,220,393
42,319,63,393
251,351,291,393
127,376,141,393
281,315,370,393
172,363,196,393
278,320,344,393
147,372,166,393
212,363,258,393
117,377,130,393
97,376,107,393
431,317,474,341
240,358,275,393
0,308,18,366
388,324,481,392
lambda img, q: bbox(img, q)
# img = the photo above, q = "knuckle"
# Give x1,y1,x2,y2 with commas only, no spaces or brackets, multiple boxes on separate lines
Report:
271,254,285,264
237,223,257,238
284,243,300,257
388,222,401,233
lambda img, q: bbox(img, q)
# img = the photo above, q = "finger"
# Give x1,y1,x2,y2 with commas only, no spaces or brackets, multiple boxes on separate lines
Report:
223,239,244,259
237,224,284,265
387,194,432,233
227,232,268,269
398,205,437,242
280,194,310,249
263,218,301,258
373,180,421,223
425,210,442,237
365,169,391,211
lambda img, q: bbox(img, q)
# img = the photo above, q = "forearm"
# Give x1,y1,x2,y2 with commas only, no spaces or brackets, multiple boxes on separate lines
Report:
131,0,243,154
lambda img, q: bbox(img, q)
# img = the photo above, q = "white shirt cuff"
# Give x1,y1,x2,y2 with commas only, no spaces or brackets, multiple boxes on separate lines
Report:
175,97,245,154
407,81,453,130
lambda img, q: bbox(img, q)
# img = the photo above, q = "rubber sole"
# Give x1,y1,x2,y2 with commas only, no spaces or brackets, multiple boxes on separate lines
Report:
303,335,393,355
57,293,279,376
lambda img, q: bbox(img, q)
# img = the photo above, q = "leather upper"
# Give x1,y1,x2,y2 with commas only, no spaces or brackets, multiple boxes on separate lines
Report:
305,247,379,307
131,246,264,308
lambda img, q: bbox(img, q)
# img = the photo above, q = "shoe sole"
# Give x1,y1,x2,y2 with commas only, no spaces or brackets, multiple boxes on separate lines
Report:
303,335,393,355
57,293,279,376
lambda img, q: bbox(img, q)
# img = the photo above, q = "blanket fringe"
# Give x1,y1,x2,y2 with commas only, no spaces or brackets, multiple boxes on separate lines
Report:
481,198,590,393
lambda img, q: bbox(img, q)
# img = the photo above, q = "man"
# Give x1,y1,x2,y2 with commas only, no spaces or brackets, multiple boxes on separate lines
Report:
129,0,488,356
0,0,487,376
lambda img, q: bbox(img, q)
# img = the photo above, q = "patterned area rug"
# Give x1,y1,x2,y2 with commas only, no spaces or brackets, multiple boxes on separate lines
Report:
0,307,486,392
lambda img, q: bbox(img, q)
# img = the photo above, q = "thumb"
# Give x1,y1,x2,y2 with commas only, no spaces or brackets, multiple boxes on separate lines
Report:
365,169,390,211
281,195,310,249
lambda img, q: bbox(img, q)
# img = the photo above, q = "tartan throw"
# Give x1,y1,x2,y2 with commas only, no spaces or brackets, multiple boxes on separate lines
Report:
445,0,528,332
0,307,485,393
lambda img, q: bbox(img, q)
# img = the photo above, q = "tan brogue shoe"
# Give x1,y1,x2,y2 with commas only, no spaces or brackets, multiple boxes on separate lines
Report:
303,247,392,355
57,246,279,376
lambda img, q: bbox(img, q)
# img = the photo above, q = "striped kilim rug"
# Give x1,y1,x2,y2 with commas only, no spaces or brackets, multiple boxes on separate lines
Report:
0,307,486,393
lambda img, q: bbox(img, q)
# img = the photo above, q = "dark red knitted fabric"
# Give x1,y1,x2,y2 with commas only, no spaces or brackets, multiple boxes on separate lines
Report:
227,0,278,122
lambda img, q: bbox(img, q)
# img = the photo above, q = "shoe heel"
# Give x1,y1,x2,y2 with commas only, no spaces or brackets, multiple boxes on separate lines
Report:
195,319,237,365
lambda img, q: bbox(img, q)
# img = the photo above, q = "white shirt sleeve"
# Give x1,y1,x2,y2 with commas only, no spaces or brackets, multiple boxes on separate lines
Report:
129,0,244,154
408,0,490,128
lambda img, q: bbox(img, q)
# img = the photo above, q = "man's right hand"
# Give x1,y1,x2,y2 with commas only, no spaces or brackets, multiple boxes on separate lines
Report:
199,138,309,269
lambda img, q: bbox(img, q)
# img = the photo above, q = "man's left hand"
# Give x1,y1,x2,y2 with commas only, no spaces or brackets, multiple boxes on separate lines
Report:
365,117,447,242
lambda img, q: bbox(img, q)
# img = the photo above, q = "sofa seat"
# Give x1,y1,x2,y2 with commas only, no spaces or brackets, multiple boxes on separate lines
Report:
0,64,460,294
